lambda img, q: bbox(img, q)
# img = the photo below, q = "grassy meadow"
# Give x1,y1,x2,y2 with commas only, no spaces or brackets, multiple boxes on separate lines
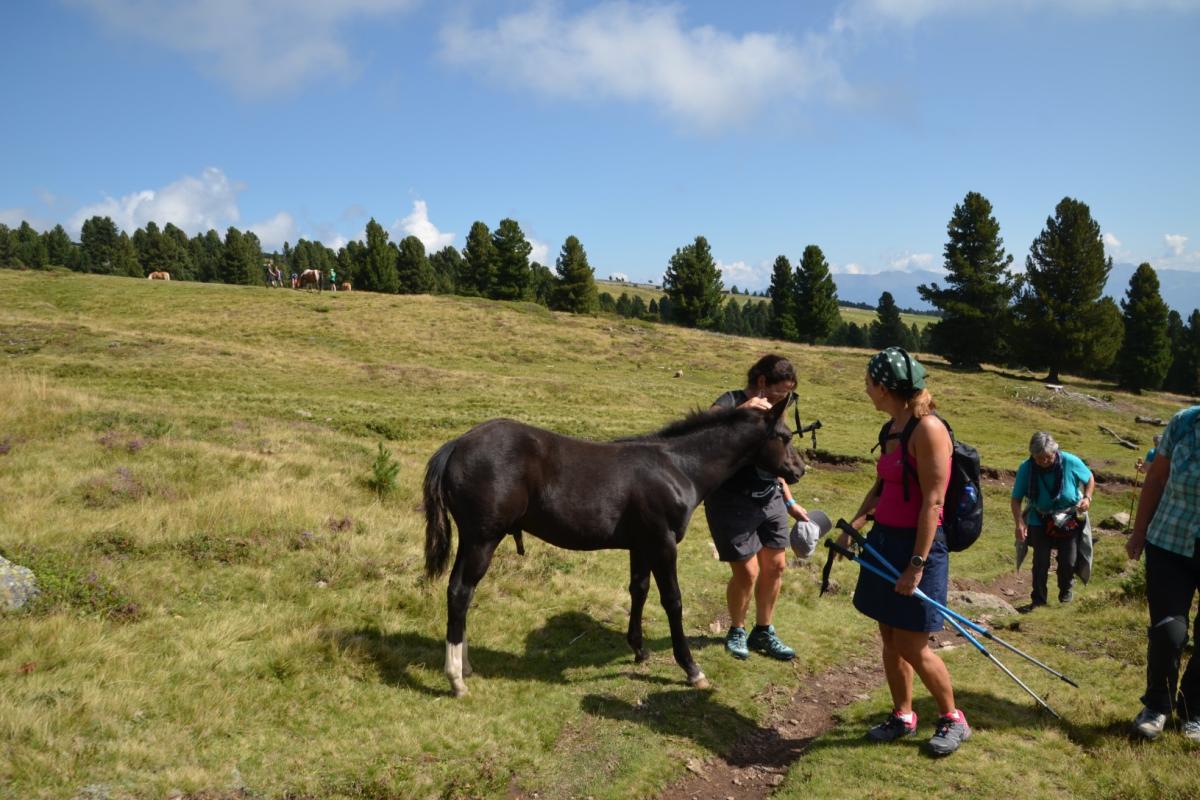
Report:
0,270,1196,800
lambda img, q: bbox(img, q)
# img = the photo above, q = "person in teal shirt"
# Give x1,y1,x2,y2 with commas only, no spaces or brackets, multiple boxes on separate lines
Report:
1126,406,1200,742
1010,431,1095,607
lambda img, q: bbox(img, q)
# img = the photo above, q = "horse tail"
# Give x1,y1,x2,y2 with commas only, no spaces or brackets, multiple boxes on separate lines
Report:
423,438,458,579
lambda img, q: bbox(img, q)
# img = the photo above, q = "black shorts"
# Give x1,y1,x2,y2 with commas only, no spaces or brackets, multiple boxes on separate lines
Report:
704,488,790,562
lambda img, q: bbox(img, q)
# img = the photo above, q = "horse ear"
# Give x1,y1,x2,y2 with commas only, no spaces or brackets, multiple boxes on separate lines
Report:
768,396,788,423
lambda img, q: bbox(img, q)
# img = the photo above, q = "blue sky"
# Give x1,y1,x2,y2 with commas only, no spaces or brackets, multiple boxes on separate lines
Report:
2,1,1198,289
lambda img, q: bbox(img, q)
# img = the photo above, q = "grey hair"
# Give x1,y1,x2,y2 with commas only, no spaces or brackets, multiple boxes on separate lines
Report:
1029,431,1060,458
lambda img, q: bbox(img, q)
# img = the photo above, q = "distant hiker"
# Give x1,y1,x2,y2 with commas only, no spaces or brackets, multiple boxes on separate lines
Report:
705,354,807,663
290,272,299,289
1011,432,1095,607
327,267,338,292
1137,434,1163,475
1126,405,1200,743
836,347,970,756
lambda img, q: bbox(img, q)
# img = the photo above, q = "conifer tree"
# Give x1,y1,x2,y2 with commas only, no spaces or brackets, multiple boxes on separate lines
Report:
429,246,462,294
1116,263,1172,392
190,229,224,283
460,221,495,297
663,235,724,329
795,244,841,344
870,291,908,349
14,222,48,268
80,216,121,274
768,255,798,340
396,235,434,294
551,235,598,313
360,219,399,293
491,218,532,301
1164,309,1200,395
42,224,75,269
162,223,195,280
918,192,1015,367
113,231,143,278
220,227,261,285
1011,197,1113,383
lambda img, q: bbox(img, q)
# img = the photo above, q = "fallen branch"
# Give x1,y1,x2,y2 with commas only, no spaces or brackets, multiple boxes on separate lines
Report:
1099,425,1139,450
1135,416,1165,426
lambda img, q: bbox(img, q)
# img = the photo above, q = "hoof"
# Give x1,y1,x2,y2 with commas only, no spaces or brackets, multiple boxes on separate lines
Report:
689,672,710,690
634,649,650,664
451,679,469,698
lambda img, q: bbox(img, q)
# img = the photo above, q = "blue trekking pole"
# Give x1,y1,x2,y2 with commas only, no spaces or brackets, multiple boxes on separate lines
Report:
824,538,1065,720
834,520,1079,689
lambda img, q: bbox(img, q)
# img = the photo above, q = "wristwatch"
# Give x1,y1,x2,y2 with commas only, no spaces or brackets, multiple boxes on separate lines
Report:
909,554,928,568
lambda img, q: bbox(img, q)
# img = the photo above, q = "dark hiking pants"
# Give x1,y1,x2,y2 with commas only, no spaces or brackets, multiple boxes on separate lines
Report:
1029,524,1077,605
1142,543,1200,719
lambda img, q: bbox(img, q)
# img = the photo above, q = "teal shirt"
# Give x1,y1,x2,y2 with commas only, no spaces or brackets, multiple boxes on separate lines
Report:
1012,451,1093,526
1146,406,1200,557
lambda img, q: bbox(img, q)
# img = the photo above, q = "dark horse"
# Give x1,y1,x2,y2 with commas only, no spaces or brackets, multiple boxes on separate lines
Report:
423,397,804,697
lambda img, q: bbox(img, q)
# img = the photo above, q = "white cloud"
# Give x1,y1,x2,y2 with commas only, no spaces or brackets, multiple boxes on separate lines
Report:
835,0,1200,32
608,271,630,281
440,2,850,130
249,211,298,252
395,200,455,253
73,0,419,97
528,236,550,266
834,262,865,275
1104,232,1122,248
68,167,240,237
888,252,935,271
1165,233,1189,257
716,259,770,288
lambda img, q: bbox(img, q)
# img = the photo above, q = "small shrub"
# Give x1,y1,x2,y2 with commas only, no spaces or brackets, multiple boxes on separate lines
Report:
1121,561,1147,599
78,467,146,509
13,548,141,621
366,442,400,500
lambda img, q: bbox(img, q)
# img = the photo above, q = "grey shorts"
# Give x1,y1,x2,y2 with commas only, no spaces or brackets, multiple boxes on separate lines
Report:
704,488,790,562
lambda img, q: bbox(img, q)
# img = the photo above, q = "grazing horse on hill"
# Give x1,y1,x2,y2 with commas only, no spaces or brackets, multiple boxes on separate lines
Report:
298,269,321,290
423,397,804,697
340,282,352,292
147,271,170,280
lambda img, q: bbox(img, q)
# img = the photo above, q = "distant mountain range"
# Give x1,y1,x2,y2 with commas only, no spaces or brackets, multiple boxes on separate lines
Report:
830,263,1200,317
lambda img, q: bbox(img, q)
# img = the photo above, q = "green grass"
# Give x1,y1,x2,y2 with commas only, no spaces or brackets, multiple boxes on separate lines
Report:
0,270,1195,799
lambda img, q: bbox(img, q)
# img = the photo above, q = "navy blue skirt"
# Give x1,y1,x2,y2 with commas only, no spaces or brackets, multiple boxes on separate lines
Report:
852,523,949,633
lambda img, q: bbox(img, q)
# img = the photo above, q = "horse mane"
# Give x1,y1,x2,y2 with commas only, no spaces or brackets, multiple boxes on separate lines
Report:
621,405,756,442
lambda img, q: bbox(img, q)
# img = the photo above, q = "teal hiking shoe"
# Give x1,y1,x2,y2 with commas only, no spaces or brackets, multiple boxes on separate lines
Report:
725,626,749,659
747,624,796,661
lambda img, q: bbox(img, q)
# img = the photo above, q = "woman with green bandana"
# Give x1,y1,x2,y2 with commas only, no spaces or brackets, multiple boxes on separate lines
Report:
836,347,970,757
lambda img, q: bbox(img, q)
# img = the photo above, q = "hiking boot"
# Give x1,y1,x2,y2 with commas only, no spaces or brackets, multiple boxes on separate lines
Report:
725,626,749,660
747,624,796,661
866,710,918,742
1059,589,1074,603
1182,718,1200,744
1133,706,1168,741
927,710,971,756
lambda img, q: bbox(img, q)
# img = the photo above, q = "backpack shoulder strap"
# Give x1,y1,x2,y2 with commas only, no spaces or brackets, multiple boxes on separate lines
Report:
873,420,893,454
896,415,922,501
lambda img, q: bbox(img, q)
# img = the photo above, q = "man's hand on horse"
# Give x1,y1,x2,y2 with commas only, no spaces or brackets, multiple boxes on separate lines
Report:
739,396,772,411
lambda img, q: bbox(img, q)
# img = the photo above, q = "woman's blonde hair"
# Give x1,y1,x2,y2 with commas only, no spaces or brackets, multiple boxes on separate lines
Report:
907,388,936,418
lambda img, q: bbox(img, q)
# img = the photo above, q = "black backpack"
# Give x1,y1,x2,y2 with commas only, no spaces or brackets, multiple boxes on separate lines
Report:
876,414,984,552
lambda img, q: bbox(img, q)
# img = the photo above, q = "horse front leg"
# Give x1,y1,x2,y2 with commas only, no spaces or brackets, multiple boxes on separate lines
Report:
627,549,652,663
445,535,500,697
650,547,709,689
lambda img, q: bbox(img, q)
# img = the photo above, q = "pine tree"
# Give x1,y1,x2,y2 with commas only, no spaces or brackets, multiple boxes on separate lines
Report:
720,299,744,335
1116,263,1172,392
917,192,1014,367
657,295,672,322
162,223,195,280
42,224,75,269
1164,310,1200,395
113,231,142,277
795,244,841,344
14,222,48,268
551,235,598,313
396,235,434,294
359,219,399,293
528,262,554,306
1081,297,1125,379
663,235,724,329
80,216,121,274
191,229,224,283
490,218,532,301
460,221,495,297
429,246,462,294
0,224,15,267
220,227,261,285
598,292,616,313
1011,197,1113,383
768,255,798,340
870,291,908,349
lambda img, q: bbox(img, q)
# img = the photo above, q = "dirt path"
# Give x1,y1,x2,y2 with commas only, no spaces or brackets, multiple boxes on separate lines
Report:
657,569,1033,800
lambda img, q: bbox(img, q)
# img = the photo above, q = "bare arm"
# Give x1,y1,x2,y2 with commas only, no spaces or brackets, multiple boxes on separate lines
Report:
1077,473,1096,513
1011,497,1028,542
1127,455,1171,560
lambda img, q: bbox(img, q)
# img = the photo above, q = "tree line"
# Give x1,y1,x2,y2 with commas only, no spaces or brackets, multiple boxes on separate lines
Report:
2,193,1197,395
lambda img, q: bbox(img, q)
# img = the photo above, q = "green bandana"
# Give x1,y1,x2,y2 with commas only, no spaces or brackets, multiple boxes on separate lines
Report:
868,347,926,392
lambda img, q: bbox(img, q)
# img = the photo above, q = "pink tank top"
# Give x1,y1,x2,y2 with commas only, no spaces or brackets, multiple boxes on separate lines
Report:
874,441,950,528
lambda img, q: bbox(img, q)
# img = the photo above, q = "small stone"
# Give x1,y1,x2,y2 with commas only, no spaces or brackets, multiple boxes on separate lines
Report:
316,580,328,589
769,774,785,787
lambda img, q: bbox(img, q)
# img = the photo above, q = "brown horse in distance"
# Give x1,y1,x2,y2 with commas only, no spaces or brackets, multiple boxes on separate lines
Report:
298,269,321,290
147,271,170,281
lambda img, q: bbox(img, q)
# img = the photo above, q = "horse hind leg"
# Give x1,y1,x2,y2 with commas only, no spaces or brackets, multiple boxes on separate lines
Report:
445,534,501,697
627,550,652,663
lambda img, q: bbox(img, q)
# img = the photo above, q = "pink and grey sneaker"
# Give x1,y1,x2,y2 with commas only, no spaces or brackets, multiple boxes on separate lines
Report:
866,710,918,742
927,710,971,756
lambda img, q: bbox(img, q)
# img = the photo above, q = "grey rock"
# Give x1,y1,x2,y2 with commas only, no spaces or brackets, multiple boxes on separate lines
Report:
946,590,1017,616
1099,512,1131,530
1,555,39,611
